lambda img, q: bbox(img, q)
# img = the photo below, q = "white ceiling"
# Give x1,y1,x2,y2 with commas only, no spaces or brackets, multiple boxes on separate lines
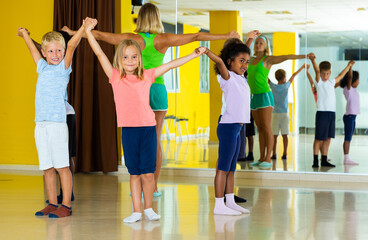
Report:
141,0,368,48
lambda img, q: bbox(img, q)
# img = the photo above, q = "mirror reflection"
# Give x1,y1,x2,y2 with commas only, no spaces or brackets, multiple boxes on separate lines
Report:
136,0,367,174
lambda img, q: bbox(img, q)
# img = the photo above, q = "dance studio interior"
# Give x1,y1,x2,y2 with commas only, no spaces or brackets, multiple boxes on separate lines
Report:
1,0,368,239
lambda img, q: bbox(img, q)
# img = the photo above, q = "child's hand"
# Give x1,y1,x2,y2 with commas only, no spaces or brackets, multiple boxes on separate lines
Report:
61,26,74,36
348,60,355,67
246,30,261,39
83,17,98,32
194,47,207,56
17,27,28,38
227,31,240,39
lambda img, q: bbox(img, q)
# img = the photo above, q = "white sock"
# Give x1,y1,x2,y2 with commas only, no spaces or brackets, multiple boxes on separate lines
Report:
225,193,250,214
214,197,241,215
344,154,359,165
144,208,160,221
124,212,142,223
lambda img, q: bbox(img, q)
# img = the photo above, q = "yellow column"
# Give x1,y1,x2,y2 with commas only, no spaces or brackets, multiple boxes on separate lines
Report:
272,32,297,132
209,11,242,143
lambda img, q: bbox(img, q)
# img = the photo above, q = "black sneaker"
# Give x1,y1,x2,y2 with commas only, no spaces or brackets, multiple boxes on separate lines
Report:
224,195,247,203
321,161,335,167
237,157,246,162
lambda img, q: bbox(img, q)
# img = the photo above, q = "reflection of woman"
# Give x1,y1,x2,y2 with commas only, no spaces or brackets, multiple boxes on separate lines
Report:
248,36,308,167
64,3,240,195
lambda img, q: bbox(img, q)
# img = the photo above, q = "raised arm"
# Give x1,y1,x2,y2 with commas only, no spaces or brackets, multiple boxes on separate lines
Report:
308,53,320,83
288,63,306,83
264,54,307,68
61,26,140,46
154,47,206,78
346,66,353,90
63,23,85,69
157,31,240,49
205,48,229,80
335,60,355,84
306,64,317,94
245,30,260,48
84,18,113,78
17,28,42,65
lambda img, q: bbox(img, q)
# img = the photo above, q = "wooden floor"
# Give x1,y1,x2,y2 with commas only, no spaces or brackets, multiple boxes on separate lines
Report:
1,170,368,239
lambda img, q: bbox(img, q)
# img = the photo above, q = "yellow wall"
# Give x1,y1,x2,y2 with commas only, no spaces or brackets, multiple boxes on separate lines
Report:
167,24,210,136
272,32,297,132
0,1,54,165
208,11,242,142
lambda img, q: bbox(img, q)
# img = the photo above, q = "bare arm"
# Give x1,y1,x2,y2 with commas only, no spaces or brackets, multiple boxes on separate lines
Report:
154,47,206,78
308,53,320,83
84,18,113,78
61,26,140,46
205,48,229,80
306,65,317,93
64,23,85,69
346,66,353,90
289,63,306,83
158,31,240,48
244,30,260,48
335,60,355,83
264,54,306,67
17,28,42,65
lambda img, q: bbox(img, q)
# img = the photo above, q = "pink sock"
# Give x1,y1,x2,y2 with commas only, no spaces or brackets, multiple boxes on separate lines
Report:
214,197,241,215
225,193,250,214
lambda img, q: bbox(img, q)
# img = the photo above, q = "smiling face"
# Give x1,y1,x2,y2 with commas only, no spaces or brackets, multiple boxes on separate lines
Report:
121,45,139,75
41,41,65,65
228,52,250,75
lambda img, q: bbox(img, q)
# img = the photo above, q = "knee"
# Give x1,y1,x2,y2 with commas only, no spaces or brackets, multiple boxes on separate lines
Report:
141,173,154,183
44,167,55,175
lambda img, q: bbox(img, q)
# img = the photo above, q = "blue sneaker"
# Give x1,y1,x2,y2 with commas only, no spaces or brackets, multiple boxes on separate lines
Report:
249,161,262,166
259,161,272,168
153,191,162,197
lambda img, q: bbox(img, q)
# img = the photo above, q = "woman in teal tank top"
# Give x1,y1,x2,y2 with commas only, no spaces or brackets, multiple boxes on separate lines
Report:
248,35,309,167
64,3,243,195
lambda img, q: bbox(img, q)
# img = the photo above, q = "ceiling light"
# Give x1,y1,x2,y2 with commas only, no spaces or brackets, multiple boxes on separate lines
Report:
266,11,291,14
357,7,367,11
292,21,314,25
183,12,206,16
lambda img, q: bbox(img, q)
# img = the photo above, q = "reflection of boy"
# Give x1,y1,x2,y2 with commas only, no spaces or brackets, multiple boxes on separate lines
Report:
269,65,305,160
309,53,354,168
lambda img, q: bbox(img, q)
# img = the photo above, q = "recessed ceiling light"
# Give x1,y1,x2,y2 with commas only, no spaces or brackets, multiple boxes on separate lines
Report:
266,11,291,14
357,7,367,11
232,0,263,2
292,21,314,25
183,12,206,16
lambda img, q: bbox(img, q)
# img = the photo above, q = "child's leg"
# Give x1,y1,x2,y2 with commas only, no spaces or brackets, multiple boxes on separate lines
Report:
282,135,288,157
215,170,228,198
44,167,58,205
246,136,254,160
142,173,160,220
272,135,278,158
56,167,72,207
130,175,143,212
313,139,322,167
225,171,249,214
321,139,335,167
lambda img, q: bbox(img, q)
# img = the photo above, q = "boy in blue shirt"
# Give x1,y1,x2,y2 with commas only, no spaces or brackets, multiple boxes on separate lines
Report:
17,23,84,218
269,64,306,161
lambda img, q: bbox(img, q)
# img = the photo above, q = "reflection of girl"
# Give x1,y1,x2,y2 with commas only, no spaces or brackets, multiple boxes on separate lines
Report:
64,3,240,196
339,64,359,165
248,35,308,167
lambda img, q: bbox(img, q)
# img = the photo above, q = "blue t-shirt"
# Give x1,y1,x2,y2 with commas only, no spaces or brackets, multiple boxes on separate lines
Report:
35,59,72,122
269,81,291,113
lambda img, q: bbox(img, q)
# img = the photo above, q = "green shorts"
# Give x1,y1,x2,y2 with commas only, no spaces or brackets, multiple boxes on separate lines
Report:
149,83,168,111
251,91,274,110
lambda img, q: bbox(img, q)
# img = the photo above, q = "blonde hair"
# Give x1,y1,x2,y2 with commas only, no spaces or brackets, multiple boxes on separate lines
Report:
254,35,271,56
275,69,286,81
134,3,164,34
113,39,144,80
41,31,65,51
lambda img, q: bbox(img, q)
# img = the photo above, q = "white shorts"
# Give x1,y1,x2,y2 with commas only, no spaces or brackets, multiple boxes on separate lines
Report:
35,122,69,170
271,113,290,135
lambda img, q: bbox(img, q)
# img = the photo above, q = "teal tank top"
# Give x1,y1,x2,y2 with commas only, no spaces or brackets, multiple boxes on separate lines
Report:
247,56,271,94
138,32,165,85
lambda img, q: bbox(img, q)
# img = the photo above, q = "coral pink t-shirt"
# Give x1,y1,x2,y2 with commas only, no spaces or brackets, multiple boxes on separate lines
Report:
109,68,156,127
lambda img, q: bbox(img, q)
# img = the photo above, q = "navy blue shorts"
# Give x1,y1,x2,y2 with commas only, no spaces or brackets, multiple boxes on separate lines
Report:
122,126,157,175
217,123,243,172
315,111,335,141
343,114,356,141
